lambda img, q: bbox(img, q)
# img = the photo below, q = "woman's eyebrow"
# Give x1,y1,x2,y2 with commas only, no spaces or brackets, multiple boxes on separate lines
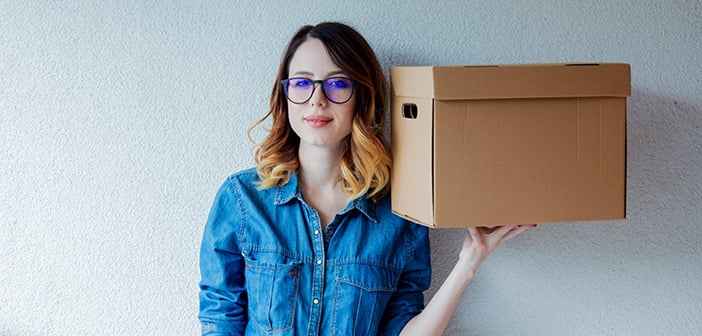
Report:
289,70,347,78
291,70,314,77
326,70,346,77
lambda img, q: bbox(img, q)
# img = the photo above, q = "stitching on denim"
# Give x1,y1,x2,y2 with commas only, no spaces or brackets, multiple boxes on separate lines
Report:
228,176,248,246
332,281,340,336
245,263,302,272
367,292,379,335
353,289,362,336
337,279,396,292
332,259,402,272
240,245,314,263
334,263,400,291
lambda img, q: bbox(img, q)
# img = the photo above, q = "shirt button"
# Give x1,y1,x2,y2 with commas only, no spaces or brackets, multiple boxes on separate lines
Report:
316,260,323,265
313,299,319,304
314,230,320,235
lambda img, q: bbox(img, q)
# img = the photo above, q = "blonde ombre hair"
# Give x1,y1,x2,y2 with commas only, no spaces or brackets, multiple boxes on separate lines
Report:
248,22,391,202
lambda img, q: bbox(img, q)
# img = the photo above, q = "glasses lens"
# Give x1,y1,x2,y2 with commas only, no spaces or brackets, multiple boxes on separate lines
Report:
283,77,354,104
323,78,353,103
285,78,314,103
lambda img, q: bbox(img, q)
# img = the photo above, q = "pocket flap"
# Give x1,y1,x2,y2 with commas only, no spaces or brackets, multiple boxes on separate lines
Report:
336,263,399,291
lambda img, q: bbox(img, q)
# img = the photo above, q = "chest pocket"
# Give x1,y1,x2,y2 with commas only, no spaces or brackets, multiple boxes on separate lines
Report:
332,263,400,336
244,255,303,333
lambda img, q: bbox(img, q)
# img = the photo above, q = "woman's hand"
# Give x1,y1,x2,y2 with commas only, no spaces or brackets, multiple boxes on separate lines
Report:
458,225,535,277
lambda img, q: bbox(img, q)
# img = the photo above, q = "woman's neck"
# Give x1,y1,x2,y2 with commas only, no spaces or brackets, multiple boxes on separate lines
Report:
297,142,344,189
297,142,348,228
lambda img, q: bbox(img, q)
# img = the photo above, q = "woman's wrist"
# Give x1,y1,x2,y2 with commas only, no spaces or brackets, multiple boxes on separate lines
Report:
454,255,480,280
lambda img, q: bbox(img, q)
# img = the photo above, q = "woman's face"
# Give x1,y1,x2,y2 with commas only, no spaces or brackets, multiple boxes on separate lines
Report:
286,38,355,152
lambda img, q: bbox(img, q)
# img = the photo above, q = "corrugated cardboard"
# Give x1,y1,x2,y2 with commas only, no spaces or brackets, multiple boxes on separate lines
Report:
390,63,630,228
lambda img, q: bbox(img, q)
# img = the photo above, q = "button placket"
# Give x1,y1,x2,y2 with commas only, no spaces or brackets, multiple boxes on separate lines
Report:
306,207,326,333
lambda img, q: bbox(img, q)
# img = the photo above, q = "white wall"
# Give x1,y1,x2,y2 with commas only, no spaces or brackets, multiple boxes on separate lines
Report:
2,1,700,335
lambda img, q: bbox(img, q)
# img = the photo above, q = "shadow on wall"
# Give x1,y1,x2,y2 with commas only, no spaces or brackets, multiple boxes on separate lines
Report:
379,49,436,71
627,87,702,226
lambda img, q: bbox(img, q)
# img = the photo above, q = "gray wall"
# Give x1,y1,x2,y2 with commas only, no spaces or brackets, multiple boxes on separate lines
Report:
2,1,700,335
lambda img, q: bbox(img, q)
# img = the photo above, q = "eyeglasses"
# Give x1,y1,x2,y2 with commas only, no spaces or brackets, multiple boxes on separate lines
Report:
281,77,355,104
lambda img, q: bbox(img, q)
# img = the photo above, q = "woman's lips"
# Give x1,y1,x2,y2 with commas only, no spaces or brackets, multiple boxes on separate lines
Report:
304,116,332,128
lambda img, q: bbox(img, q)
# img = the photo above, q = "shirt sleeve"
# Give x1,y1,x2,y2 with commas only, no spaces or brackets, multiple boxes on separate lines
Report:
377,224,432,336
198,178,248,335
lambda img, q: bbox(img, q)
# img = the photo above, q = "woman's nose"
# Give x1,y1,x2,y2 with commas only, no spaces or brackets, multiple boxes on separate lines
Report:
308,82,327,106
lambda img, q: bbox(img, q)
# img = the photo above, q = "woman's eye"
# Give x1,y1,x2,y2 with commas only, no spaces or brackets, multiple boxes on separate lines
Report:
292,79,311,88
327,79,350,89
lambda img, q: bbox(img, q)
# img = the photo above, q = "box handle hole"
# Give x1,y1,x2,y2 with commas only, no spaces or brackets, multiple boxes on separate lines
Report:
402,103,418,119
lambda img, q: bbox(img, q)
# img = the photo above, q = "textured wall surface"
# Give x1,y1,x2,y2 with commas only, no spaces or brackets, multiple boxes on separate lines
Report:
1,1,701,335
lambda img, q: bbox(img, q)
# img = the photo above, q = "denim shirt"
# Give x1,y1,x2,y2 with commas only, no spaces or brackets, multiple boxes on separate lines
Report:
199,168,431,336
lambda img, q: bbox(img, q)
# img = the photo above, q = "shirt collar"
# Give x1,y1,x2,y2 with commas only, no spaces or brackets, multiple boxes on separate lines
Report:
338,196,378,223
274,171,379,223
274,172,301,205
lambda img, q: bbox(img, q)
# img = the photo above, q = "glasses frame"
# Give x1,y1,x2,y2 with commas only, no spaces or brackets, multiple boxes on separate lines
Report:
280,77,355,104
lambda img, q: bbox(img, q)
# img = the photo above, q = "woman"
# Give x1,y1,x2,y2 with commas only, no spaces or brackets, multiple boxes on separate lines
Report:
198,22,532,336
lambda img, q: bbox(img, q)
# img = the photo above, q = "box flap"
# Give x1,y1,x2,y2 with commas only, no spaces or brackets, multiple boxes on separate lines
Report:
391,63,631,100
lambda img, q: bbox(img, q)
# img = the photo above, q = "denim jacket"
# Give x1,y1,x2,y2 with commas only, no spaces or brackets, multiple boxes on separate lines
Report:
198,168,431,336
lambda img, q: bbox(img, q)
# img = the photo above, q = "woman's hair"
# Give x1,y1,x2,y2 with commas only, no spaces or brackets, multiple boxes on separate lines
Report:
248,22,391,202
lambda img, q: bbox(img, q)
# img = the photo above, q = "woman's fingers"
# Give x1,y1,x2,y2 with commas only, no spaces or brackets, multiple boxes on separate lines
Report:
491,225,518,237
468,224,535,249
501,224,534,241
465,224,535,246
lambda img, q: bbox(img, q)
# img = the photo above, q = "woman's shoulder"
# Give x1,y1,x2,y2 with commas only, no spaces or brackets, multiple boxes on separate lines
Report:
228,166,259,180
220,167,261,191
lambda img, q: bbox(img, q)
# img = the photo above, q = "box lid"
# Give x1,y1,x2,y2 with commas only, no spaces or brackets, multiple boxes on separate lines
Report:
390,63,631,100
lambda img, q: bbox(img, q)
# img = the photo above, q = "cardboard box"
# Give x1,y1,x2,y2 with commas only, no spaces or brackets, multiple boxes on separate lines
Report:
390,63,630,228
